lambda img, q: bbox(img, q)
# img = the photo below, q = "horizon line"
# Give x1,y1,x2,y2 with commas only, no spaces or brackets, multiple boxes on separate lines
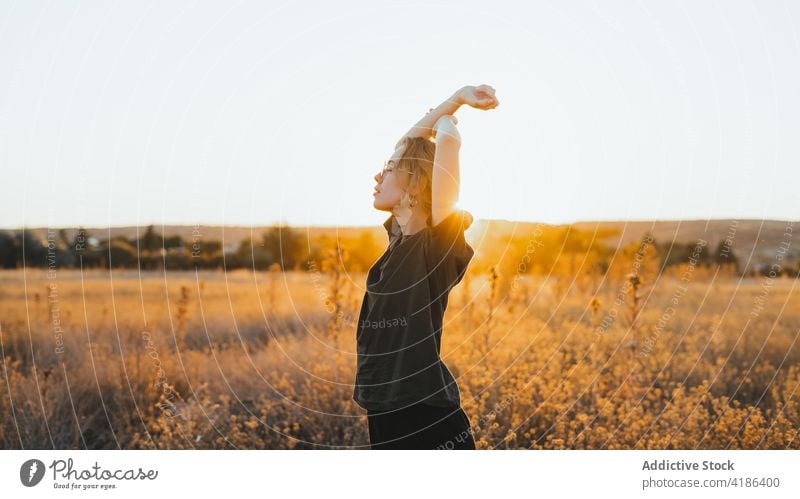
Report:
1,216,795,232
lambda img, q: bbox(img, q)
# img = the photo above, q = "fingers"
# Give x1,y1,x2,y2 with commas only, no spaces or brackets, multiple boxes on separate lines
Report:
484,88,499,108
478,84,496,96
475,84,498,108
463,84,499,109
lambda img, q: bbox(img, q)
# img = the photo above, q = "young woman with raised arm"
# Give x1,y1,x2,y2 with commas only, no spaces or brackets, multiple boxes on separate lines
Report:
353,84,499,449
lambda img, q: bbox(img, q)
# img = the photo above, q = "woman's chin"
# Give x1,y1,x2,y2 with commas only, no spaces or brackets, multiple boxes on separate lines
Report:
373,201,392,212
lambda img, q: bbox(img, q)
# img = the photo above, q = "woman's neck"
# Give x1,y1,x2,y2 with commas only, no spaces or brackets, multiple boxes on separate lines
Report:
394,209,428,236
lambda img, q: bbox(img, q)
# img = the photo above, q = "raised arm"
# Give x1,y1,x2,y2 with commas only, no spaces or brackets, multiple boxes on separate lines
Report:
395,85,499,149
430,115,462,227
395,90,461,148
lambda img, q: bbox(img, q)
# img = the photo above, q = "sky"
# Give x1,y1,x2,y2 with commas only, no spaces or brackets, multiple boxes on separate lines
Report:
0,0,798,230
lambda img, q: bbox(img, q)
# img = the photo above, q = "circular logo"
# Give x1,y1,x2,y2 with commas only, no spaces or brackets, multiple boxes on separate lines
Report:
20,459,45,487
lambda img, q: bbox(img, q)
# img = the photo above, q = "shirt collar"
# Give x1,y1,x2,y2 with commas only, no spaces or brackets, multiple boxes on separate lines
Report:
384,210,474,238
383,214,394,236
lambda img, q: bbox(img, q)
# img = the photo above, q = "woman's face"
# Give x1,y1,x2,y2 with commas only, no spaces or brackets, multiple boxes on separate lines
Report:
372,145,411,211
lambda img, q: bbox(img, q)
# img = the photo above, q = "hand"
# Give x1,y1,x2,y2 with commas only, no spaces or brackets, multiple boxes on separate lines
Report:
457,84,499,110
431,114,460,142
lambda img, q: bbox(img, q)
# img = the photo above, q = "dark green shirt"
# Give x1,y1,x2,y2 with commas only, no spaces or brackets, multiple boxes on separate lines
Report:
353,209,475,412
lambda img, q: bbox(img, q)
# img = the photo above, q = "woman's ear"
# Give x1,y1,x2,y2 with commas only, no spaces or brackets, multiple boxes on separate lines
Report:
394,192,413,226
405,171,424,192
408,180,424,199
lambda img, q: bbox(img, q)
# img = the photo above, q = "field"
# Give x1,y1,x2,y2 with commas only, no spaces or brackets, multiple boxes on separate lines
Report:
1,264,799,449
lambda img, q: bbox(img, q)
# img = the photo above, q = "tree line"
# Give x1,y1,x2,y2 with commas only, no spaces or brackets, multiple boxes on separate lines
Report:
0,224,383,273
0,224,792,278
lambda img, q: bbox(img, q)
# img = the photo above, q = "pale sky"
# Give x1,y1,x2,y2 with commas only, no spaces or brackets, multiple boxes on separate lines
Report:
1,0,798,230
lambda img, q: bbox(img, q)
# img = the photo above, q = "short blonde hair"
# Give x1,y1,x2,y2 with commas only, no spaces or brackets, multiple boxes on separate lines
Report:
395,136,436,226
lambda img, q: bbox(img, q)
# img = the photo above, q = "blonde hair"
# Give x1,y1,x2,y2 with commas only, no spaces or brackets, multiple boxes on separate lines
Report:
395,136,436,227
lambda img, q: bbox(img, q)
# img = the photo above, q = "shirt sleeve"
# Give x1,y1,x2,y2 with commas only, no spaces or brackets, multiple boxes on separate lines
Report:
427,209,475,289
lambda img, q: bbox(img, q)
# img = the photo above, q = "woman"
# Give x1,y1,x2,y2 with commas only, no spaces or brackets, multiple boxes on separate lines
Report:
353,84,499,449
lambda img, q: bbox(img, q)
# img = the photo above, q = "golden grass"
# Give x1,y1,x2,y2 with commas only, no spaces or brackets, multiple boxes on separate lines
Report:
1,262,798,449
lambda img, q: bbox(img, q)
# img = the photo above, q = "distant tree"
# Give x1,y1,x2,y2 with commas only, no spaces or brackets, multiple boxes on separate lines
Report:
100,237,138,269
186,239,222,255
695,241,712,266
134,225,167,270
72,228,105,269
181,238,224,269
262,225,304,270
0,231,16,268
164,234,184,248
45,229,75,268
235,237,270,270
657,241,691,268
14,230,47,267
139,225,163,254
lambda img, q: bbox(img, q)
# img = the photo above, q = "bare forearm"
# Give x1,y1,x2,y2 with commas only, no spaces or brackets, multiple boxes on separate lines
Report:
431,115,461,225
396,88,464,147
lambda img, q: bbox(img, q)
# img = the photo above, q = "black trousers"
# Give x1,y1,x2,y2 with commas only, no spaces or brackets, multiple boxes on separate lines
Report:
367,401,476,449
